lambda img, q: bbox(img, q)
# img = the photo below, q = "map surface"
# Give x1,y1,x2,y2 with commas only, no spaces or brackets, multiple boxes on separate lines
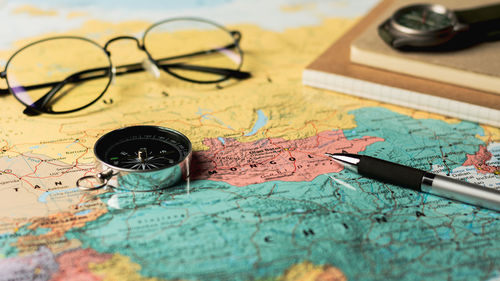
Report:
0,1,499,280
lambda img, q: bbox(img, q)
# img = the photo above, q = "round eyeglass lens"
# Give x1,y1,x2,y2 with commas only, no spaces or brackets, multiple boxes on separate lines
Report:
5,37,112,114
143,18,243,83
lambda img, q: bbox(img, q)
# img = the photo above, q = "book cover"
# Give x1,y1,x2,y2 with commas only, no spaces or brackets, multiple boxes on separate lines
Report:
351,0,500,95
303,0,500,127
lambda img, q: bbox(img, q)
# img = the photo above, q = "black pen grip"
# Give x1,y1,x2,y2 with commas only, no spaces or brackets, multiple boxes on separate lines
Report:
358,156,425,191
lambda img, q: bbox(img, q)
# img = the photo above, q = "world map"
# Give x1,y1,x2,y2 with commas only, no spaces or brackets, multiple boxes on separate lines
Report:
0,1,499,280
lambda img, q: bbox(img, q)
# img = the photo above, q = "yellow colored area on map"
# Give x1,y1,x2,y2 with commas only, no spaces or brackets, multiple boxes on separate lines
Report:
281,3,316,13
67,11,89,19
0,17,360,165
0,17,357,233
89,256,346,281
260,261,346,281
477,126,500,143
90,254,167,281
279,261,346,281
13,5,58,17
384,104,461,124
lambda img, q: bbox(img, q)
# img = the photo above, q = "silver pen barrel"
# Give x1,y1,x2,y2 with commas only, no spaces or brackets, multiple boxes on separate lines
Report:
422,173,500,212
327,153,500,212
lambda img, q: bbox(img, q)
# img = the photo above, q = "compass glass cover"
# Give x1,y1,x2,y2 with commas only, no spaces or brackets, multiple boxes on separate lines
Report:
94,126,191,171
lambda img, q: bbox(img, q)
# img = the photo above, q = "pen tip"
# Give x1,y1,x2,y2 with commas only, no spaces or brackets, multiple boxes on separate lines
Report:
325,152,361,161
325,152,342,157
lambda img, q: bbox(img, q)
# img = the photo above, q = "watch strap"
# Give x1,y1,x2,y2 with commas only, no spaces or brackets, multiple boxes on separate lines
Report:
455,4,500,31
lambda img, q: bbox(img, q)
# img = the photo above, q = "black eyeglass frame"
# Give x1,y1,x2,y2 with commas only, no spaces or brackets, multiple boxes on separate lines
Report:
0,17,250,115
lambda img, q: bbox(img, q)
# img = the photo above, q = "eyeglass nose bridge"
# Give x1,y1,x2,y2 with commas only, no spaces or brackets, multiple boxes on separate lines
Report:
103,36,144,52
103,36,158,83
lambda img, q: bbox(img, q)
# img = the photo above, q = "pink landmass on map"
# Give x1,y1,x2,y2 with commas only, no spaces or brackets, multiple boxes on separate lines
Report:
50,248,112,281
463,145,499,174
191,130,384,186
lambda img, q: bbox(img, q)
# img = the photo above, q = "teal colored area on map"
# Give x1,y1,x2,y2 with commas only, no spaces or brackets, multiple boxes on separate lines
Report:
65,179,342,280
65,174,500,281
64,108,500,281
344,107,485,171
0,232,19,258
0,224,50,258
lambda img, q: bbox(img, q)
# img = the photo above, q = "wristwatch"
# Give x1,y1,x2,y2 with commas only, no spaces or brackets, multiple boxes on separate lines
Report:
378,3,500,49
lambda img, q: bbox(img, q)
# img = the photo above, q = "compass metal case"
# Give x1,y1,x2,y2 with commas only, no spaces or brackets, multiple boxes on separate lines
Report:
78,125,191,191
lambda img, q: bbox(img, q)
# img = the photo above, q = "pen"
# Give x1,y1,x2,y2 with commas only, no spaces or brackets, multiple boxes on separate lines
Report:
325,153,500,212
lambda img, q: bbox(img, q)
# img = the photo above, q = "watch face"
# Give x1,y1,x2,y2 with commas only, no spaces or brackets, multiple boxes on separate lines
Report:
392,4,455,34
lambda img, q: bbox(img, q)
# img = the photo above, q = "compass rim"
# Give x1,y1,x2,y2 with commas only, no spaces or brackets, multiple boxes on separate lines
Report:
93,125,192,173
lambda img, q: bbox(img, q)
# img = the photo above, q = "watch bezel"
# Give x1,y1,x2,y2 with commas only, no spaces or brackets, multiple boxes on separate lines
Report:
390,4,457,36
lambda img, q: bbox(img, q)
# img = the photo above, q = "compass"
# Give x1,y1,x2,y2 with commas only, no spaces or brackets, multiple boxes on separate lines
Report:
77,125,191,191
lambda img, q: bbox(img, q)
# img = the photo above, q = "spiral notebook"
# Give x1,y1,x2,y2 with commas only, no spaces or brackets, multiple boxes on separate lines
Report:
303,0,500,127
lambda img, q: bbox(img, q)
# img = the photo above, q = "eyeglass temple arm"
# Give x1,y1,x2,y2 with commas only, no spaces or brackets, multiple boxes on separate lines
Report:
152,31,249,79
0,72,9,95
22,67,111,115
159,64,250,79
22,61,251,115
230,30,241,43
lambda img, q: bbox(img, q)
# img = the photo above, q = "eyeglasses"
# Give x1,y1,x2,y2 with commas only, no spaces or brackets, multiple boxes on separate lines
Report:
0,17,251,116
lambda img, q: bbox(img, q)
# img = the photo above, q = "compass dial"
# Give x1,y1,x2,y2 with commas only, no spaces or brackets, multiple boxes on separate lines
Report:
94,126,191,172
106,138,181,170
